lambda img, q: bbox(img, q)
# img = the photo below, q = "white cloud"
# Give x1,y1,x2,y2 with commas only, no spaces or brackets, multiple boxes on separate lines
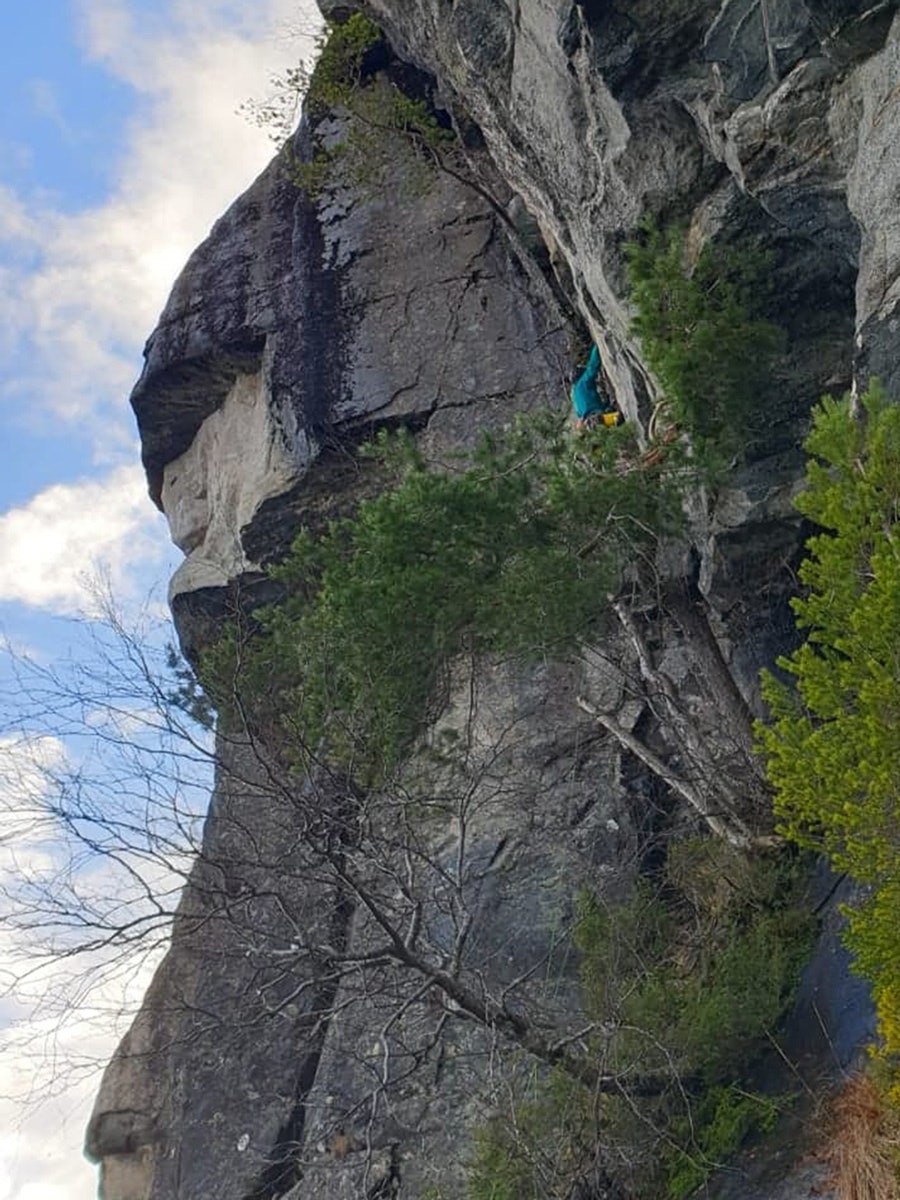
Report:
1,0,321,457
0,723,187,1200
0,733,66,794
0,734,67,883
0,4,324,1195
0,937,164,1200
0,1093,99,1200
1,0,322,604
0,187,40,247
0,466,167,615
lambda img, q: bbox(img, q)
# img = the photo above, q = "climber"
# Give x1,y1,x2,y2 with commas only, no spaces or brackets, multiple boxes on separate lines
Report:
571,344,621,431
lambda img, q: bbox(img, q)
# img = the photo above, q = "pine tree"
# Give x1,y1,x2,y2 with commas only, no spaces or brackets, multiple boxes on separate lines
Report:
758,382,900,1083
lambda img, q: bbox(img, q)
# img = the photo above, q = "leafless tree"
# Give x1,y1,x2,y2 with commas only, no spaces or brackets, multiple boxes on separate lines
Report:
0,570,780,1198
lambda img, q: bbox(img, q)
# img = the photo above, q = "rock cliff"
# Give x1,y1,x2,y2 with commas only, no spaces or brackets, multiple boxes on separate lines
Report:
87,2,900,1198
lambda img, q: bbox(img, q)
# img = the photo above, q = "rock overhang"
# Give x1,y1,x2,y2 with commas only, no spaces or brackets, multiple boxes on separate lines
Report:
91,5,900,1195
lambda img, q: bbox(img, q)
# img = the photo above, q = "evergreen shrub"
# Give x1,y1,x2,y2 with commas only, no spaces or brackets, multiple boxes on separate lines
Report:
206,417,682,781
626,220,783,464
758,382,900,1093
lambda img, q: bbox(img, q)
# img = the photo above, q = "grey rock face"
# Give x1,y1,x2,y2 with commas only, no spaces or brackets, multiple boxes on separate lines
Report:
281,654,637,1200
87,656,638,1200
360,0,897,437
88,1,900,1197
88,95,575,1200
131,107,569,594
86,735,354,1200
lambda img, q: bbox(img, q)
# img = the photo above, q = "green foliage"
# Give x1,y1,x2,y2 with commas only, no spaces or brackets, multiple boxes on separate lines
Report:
164,643,215,730
466,848,812,1200
466,1068,599,1200
291,14,455,197
467,1120,538,1200
626,220,783,463
574,880,673,1024
241,14,454,196
665,1086,781,1199
570,844,814,1194
289,143,342,196
757,381,900,1077
239,16,385,150
575,846,814,1085
211,417,682,780
304,13,384,112
671,906,812,1079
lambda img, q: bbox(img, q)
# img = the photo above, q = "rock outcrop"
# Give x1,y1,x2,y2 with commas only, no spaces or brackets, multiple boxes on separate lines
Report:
87,3,900,1198
131,108,569,653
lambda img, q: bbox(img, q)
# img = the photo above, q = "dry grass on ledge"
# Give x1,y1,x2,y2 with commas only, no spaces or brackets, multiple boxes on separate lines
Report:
825,1074,900,1200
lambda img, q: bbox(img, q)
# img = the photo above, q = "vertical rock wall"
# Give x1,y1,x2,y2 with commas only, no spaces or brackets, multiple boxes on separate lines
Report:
87,97,581,1200
88,3,900,1197
347,0,899,418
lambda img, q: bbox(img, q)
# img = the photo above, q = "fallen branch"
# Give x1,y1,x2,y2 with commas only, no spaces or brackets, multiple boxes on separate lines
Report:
576,695,754,848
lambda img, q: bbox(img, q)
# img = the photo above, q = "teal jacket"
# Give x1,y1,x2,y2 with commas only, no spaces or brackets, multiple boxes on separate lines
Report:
571,346,613,418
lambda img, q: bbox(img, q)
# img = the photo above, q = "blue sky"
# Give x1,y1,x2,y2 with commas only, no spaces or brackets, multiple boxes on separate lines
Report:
1,3,137,214
0,2,320,1196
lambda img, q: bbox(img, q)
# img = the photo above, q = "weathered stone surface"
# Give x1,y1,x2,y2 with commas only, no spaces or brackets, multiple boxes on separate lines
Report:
279,652,639,1200
162,369,302,598
131,107,569,552
698,448,806,616
86,734,351,1200
355,0,897,460
88,651,638,1200
90,82,575,1200
840,11,900,395
89,1,900,1196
